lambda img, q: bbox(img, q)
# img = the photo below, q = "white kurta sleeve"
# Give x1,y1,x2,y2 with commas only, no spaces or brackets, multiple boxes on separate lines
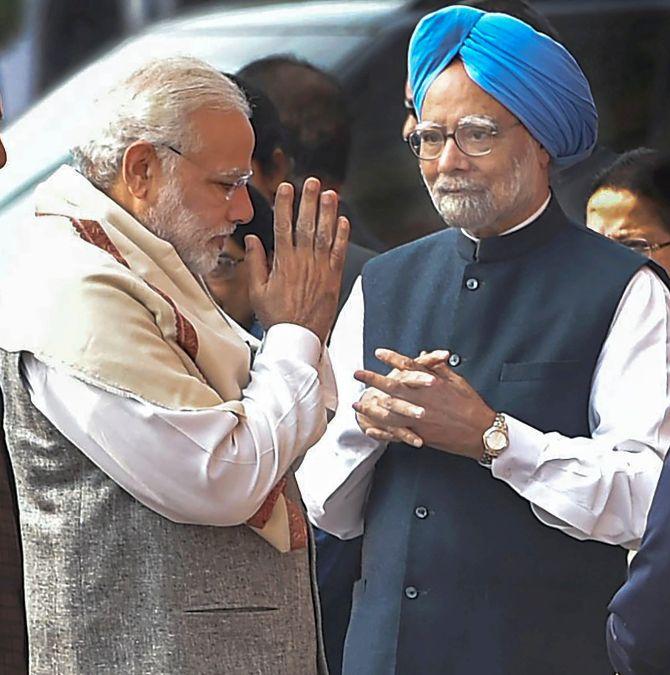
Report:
491,267,670,548
22,323,334,526
296,277,385,539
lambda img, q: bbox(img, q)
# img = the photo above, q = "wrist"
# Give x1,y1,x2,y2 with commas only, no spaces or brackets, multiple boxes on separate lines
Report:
479,412,509,466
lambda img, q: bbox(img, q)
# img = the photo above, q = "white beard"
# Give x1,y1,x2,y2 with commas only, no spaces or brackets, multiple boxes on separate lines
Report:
423,142,535,235
144,173,223,276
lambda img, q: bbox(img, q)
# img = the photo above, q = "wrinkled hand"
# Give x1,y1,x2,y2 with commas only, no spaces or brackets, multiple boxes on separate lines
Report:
353,349,496,459
246,178,349,344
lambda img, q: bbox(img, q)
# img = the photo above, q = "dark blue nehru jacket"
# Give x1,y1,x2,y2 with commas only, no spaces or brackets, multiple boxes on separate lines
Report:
342,200,651,675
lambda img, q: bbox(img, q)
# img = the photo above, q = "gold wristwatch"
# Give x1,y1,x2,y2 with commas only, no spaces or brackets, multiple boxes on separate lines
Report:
479,413,509,467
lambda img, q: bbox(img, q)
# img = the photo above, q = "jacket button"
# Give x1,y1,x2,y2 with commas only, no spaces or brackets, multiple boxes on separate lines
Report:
414,506,428,519
404,586,419,600
448,353,461,367
465,277,479,290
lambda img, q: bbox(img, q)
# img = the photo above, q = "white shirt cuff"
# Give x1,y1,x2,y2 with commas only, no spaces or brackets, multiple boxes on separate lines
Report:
490,415,544,484
262,323,322,368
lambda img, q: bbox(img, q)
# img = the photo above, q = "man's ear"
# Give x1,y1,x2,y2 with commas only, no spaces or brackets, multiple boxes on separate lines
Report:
537,144,551,170
121,141,160,199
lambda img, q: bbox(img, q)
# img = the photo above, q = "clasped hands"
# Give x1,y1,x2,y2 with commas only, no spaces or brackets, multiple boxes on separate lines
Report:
246,177,349,345
353,348,496,460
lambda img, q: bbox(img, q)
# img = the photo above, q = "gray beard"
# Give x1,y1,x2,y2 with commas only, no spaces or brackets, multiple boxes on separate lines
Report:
143,175,220,276
424,154,528,235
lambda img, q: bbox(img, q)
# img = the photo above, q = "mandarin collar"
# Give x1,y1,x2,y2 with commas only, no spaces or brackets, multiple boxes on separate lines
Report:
456,196,565,263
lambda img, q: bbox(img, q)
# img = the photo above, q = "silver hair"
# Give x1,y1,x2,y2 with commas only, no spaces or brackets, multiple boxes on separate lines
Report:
71,56,250,190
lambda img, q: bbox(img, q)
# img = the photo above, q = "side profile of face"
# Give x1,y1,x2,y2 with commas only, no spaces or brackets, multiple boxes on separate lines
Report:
587,187,670,272
122,107,255,276
418,60,550,237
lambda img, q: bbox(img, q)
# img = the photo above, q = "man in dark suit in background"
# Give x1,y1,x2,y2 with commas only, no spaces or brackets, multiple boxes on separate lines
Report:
607,454,670,675
605,158,670,675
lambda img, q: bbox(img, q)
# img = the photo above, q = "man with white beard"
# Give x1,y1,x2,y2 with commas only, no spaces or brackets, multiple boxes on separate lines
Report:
0,57,348,674
296,6,670,675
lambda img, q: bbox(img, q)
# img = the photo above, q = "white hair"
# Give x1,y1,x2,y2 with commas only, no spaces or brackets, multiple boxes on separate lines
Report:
71,56,250,190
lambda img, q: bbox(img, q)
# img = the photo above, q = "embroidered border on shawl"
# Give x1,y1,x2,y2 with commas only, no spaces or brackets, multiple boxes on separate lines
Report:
69,216,130,269
149,286,199,363
36,213,200,364
247,477,287,528
285,499,309,551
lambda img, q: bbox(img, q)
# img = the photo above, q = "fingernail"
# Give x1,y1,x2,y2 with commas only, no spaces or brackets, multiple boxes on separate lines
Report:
411,406,425,419
277,183,291,197
416,373,435,385
412,438,423,448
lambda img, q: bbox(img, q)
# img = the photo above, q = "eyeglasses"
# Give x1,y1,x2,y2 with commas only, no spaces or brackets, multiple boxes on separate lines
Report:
615,238,670,255
407,120,521,160
164,145,253,202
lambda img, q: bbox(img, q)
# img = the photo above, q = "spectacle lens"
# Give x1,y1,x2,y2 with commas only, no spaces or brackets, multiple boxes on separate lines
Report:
408,124,497,160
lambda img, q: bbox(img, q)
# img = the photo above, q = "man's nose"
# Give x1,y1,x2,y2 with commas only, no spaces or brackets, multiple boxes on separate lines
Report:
229,185,254,225
436,136,470,174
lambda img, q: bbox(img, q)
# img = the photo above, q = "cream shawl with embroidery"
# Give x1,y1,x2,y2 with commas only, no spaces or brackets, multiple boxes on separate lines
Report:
0,165,308,552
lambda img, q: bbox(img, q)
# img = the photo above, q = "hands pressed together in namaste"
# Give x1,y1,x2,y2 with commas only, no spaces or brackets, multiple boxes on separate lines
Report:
353,348,497,460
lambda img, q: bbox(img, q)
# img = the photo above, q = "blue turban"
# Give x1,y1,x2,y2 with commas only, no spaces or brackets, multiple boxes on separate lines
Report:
408,6,597,167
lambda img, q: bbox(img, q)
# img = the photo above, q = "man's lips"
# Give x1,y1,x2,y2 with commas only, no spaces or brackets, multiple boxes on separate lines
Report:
434,186,483,195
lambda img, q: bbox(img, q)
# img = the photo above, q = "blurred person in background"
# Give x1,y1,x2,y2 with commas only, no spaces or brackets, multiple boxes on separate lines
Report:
0,56,349,674
298,7,670,674
587,148,670,274
239,55,381,259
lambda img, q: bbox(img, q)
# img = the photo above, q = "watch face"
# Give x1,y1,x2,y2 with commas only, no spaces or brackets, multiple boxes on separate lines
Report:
485,429,508,452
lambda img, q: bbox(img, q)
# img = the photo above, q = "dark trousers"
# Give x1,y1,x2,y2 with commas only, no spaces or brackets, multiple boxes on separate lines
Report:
0,392,28,674
315,529,362,675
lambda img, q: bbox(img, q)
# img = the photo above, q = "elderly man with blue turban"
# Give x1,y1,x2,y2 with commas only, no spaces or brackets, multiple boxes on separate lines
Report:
297,6,670,674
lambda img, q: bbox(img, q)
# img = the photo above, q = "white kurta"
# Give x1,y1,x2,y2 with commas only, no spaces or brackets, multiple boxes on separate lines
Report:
23,322,333,526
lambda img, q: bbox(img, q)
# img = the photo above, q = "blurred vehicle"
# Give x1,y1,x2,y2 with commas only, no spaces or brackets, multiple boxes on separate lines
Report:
1,0,670,249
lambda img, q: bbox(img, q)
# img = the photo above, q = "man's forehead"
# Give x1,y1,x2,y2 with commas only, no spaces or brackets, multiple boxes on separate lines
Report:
588,188,650,237
189,107,254,171
421,61,514,124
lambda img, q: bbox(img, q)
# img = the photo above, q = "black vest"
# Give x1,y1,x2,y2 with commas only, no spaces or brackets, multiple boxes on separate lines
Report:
344,201,651,675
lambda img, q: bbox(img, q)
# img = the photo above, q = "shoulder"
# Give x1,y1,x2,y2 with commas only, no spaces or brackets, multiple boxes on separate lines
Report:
364,228,456,275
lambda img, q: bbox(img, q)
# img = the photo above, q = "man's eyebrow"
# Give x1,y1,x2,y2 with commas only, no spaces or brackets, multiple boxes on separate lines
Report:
458,114,498,128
